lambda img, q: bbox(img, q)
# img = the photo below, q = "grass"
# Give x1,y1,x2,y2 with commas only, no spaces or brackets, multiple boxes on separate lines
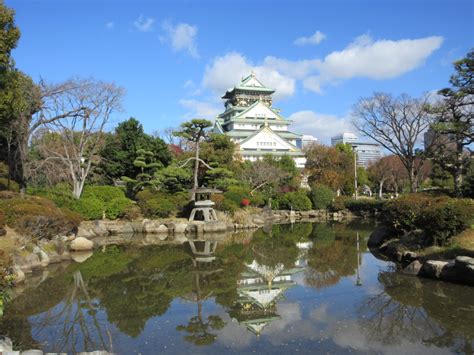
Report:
420,228,474,260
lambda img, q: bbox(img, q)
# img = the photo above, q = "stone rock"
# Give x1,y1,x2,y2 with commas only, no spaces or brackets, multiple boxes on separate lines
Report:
71,251,93,263
60,251,71,260
368,226,394,248
402,260,423,276
21,351,43,355
143,220,161,234
420,260,449,279
14,252,41,273
174,223,188,234
0,227,6,236
455,256,474,269
401,251,418,264
253,218,265,225
203,222,227,233
0,336,13,352
33,247,50,267
76,226,96,239
70,237,94,251
156,224,169,234
12,265,25,283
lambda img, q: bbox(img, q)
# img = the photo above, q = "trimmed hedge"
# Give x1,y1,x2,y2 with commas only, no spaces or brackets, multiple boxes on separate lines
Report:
309,184,333,210
278,191,312,211
70,197,105,220
135,189,188,218
0,195,82,239
382,194,474,245
344,198,385,215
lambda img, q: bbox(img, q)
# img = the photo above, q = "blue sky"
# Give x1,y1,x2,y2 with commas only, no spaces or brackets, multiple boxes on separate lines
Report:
7,0,474,144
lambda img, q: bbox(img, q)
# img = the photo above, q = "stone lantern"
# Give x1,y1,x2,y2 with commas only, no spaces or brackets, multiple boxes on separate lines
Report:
189,187,222,222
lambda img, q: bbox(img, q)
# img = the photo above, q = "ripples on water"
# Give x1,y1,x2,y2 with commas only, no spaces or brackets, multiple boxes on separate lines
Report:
1,221,473,354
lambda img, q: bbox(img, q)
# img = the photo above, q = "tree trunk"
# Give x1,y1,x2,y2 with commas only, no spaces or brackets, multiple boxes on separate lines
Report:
408,163,416,193
379,180,384,199
453,141,465,197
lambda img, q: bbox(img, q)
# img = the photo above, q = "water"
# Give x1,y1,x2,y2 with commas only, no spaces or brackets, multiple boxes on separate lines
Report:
1,221,473,354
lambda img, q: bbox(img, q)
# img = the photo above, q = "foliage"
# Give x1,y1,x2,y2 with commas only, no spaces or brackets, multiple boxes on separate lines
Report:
98,118,171,182
105,197,133,220
0,2,20,71
135,189,187,218
0,177,19,192
203,167,239,190
122,148,164,192
421,198,474,245
309,184,334,210
278,190,312,211
0,195,81,239
305,144,354,194
241,198,250,207
82,185,126,202
155,165,192,193
331,196,349,212
71,197,105,220
382,194,474,245
223,186,251,206
344,198,385,215
200,133,236,167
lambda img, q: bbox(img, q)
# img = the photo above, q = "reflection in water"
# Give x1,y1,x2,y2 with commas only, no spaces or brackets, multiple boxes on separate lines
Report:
0,222,473,354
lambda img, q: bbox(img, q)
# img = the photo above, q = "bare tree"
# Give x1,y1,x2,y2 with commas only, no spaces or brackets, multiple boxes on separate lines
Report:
239,160,287,196
41,79,124,198
352,93,431,192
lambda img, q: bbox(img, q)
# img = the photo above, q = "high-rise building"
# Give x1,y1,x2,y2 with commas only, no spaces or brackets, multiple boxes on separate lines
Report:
331,132,382,167
213,72,306,168
301,134,318,149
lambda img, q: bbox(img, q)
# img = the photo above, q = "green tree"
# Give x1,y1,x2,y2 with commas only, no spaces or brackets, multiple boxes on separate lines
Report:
173,119,213,199
0,2,20,72
426,50,474,196
122,149,163,192
99,118,171,182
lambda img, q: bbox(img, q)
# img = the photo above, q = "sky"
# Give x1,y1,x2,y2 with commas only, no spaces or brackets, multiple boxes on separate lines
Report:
7,0,474,144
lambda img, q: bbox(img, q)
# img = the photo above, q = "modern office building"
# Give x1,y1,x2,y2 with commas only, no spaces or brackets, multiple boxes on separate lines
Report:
300,134,318,149
213,72,306,168
331,132,382,167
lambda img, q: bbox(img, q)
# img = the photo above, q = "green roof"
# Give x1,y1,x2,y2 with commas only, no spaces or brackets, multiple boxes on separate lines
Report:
225,130,301,139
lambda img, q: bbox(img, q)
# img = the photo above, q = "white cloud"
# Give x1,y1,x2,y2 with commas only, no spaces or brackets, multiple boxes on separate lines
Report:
180,99,221,118
133,15,155,32
200,35,442,100
161,21,199,58
304,34,444,92
202,52,295,101
105,21,115,30
288,110,354,144
294,30,326,46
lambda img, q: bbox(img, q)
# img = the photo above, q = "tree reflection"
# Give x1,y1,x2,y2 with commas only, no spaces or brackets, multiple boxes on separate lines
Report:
305,223,362,288
358,272,474,353
177,240,226,345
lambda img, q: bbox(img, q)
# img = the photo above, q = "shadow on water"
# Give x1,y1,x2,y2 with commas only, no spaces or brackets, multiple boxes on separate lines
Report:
0,221,473,354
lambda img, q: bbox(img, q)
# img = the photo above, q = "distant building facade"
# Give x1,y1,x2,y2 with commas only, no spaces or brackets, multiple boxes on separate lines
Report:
300,134,318,149
213,73,306,168
331,132,382,167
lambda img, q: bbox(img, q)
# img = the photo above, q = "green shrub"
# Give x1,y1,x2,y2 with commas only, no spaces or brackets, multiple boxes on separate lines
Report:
223,186,251,206
381,194,434,232
250,192,266,207
279,190,312,211
309,184,334,210
221,199,238,214
122,204,142,220
105,197,133,220
422,198,474,245
345,198,385,215
82,185,126,202
71,197,105,220
135,189,177,218
0,196,81,239
0,178,19,192
330,196,348,212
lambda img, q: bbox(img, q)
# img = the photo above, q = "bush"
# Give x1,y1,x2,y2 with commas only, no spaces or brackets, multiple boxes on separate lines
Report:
279,190,312,211
422,198,474,245
71,197,105,220
0,196,81,239
250,192,266,207
241,198,250,207
382,194,474,245
309,184,333,210
82,185,126,202
345,198,385,215
136,189,176,218
105,197,133,220
221,199,238,214
223,186,251,206
122,204,142,220
330,196,348,212
381,194,434,232
0,178,19,192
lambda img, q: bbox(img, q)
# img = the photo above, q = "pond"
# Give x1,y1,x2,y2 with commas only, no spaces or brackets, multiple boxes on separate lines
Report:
1,221,473,354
